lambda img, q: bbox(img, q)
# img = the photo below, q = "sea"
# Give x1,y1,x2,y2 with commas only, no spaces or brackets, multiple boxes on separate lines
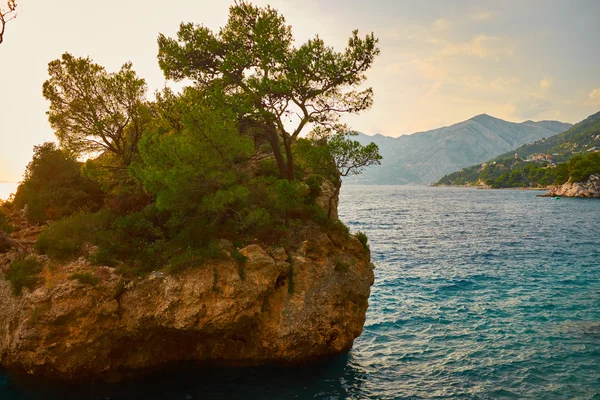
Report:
1,185,599,399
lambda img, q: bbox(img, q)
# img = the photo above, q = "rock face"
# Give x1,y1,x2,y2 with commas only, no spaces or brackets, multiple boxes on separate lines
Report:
545,174,600,198
0,231,14,253
0,227,373,382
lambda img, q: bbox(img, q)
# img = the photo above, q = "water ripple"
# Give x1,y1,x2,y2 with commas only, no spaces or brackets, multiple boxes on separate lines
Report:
1,186,599,399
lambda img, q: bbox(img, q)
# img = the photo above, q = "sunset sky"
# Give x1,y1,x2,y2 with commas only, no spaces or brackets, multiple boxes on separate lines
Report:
1,0,599,182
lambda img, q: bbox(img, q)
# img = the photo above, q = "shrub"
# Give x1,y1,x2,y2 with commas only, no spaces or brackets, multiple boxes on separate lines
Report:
334,259,350,272
6,257,43,295
231,249,248,281
356,231,369,249
231,249,248,265
167,242,224,275
89,247,117,267
13,142,103,224
35,211,115,260
304,175,323,203
69,272,99,286
0,208,13,233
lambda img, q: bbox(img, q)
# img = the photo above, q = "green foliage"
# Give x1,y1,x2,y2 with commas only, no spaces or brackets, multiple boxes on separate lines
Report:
167,242,224,275
272,179,304,226
157,2,380,179
98,209,168,275
437,154,593,189
35,211,114,260
42,53,149,166
568,152,600,182
0,207,13,233
356,231,369,249
327,132,382,178
14,3,380,281
231,249,248,281
334,259,350,273
5,257,42,296
135,87,253,220
69,272,99,286
89,247,117,267
231,249,248,265
13,143,103,223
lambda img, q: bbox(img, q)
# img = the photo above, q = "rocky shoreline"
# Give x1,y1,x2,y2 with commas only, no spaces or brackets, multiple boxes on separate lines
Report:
0,209,374,382
538,174,600,198
435,174,600,198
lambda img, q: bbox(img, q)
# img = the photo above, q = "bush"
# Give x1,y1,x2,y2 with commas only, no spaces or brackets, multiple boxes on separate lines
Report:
356,231,369,249
69,272,99,286
13,142,103,223
167,242,224,275
35,211,115,260
304,175,323,203
334,259,350,272
0,208,13,233
6,257,43,295
89,247,117,267
231,249,248,265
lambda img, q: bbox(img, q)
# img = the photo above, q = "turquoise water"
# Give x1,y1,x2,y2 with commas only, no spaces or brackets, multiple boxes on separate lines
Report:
1,186,599,399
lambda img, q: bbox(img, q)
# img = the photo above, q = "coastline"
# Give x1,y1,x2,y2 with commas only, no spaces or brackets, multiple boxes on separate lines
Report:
431,184,549,192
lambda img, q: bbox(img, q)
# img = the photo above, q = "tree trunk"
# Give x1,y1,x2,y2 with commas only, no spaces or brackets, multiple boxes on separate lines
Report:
267,128,288,179
283,137,295,181
328,178,342,218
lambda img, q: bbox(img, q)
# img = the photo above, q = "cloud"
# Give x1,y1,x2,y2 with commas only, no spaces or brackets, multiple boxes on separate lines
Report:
440,35,514,60
513,95,552,119
586,88,600,106
540,78,552,90
471,12,493,20
412,58,447,80
433,18,450,30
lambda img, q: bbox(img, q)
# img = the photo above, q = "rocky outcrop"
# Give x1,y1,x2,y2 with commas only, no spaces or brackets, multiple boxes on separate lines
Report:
544,174,600,198
315,179,339,220
0,226,373,382
0,231,14,253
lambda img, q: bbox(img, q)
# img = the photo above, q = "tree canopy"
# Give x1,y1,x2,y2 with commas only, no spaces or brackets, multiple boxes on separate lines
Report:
135,87,254,216
157,0,380,180
12,1,382,276
42,53,149,167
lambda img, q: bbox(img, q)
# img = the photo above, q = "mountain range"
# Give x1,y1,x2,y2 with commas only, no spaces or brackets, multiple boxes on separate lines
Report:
351,114,572,185
436,111,600,187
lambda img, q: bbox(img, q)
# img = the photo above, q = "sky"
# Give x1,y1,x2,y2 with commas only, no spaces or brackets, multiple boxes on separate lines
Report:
0,0,599,182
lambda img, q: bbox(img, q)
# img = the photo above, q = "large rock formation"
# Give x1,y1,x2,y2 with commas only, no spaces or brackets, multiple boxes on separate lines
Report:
0,223,373,382
545,174,600,198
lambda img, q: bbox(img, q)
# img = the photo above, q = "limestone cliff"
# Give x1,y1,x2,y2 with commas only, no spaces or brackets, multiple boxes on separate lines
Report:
544,174,600,198
0,221,373,382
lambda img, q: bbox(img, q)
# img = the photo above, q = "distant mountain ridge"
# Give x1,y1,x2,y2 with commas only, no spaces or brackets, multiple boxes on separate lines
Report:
436,111,600,188
350,114,572,185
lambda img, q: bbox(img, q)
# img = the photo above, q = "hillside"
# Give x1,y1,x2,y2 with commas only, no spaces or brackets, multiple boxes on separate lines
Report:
489,110,600,162
351,114,571,185
436,111,600,188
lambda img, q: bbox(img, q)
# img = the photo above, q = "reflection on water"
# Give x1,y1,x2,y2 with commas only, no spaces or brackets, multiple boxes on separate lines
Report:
1,356,368,400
